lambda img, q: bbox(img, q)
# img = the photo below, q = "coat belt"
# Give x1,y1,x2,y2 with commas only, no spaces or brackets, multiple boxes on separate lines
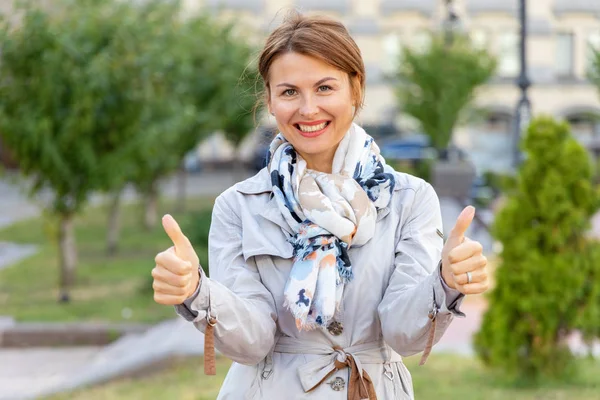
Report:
273,337,402,400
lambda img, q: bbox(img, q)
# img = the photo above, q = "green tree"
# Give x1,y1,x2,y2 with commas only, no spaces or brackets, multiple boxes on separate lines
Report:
588,44,600,89
0,0,178,299
474,116,600,382
130,16,258,225
394,34,496,154
214,27,261,178
588,44,600,182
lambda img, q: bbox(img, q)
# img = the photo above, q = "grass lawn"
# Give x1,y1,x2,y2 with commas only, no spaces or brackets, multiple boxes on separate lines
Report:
0,196,215,323
47,354,600,400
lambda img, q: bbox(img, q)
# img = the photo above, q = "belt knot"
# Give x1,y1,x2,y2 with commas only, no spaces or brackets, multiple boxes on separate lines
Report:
328,345,377,399
333,345,349,369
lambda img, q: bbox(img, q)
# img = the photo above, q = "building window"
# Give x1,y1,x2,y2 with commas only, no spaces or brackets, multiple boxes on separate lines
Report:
497,32,519,77
586,32,600,74
382,32,402,75
567,114,599,146
470,28,489,49
556,32,575,77
468,111,514,174
485,112,513,134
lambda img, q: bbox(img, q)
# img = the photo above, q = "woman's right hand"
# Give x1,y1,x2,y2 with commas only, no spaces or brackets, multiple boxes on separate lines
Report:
152,214,201,305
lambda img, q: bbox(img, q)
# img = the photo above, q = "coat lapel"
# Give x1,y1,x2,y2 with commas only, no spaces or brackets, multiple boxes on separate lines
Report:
259,194,294,236
235,169,294,260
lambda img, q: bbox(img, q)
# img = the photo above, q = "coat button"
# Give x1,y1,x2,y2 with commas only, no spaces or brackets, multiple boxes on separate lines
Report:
327,321,343,336
329,377,345,391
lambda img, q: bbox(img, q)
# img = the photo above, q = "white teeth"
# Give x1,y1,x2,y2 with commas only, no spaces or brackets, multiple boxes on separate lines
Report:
298,122,328,132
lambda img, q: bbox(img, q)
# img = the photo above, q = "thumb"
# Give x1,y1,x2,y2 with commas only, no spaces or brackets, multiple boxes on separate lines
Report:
448,206,475,244
162,214,195,260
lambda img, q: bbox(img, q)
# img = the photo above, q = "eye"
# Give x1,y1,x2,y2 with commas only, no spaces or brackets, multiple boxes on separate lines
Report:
317,85,332,92
282,88,296,96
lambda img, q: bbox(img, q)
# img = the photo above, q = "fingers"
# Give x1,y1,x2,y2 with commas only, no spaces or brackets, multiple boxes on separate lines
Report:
452,264,488,285
153,217,201,307
154,292,188,306
154,248,194,276
454,281,490,296
162,214,193,254
447,206,475,243
450,254,487,275
443,237,489,295
152,247,196,305
152,263,189,287
152,278,188,296
448,239,483,265
152,263,195,305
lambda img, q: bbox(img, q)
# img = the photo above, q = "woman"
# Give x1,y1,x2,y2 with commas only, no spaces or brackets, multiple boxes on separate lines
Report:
152,12,489,400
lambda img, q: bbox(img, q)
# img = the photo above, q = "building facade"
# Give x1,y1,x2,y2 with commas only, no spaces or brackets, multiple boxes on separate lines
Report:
187,0,600,173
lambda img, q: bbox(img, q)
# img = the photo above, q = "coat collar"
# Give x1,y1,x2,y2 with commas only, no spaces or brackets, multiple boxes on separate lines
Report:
235,168,294,235
235,167,272,195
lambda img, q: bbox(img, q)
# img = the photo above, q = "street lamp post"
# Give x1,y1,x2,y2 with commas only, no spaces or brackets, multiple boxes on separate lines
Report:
513,0,531,167
444,0,459,46
443,0,461,161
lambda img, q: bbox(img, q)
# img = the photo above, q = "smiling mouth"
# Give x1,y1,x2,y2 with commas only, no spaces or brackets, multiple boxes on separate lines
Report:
294,121,330,133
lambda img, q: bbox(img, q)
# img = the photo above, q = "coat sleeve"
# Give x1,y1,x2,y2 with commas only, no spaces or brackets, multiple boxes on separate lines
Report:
378,181,464,357
174,192,277,365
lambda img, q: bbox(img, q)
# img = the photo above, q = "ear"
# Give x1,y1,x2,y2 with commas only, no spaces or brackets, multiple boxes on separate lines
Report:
265,86,272,113
350,75,362,108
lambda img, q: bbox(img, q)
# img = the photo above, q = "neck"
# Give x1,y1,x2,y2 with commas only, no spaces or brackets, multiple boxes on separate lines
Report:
303,148,336,173
306,159,333,173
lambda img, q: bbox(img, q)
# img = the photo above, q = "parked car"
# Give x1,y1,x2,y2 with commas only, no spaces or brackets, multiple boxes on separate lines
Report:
378,133,437,162
250,126,277,172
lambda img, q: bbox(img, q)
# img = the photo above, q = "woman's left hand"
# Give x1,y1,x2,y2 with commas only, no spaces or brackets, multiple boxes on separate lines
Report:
441,206,489,295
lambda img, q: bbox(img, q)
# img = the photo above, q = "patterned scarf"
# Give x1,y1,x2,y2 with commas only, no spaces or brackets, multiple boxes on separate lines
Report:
267,123,396,330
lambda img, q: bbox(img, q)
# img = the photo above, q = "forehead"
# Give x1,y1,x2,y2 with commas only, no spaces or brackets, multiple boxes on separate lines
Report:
269,52,346,85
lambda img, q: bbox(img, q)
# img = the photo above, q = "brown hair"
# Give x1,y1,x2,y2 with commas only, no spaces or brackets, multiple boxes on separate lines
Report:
257,11,366,117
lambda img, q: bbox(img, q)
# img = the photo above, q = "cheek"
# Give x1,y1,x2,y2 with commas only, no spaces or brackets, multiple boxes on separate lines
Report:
325,100,354,123
322,92,354,116
271,101,296,121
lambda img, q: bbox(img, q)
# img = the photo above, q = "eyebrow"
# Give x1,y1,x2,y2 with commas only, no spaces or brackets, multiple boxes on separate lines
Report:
275,77,338,88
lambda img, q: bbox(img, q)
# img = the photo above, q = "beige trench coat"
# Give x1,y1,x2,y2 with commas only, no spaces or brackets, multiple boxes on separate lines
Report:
176,168,464,399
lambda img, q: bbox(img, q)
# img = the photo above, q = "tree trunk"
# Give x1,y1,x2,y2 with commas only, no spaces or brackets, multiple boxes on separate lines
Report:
106,189,122,256
175,165,186,213
58,213,77,303
144,182,159,230
232,149,248,182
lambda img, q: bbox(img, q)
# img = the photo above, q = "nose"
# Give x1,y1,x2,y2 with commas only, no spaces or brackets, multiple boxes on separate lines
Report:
299,95,319,118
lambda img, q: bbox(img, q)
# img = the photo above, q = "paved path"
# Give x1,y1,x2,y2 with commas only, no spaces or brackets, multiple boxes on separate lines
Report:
0,347,103,400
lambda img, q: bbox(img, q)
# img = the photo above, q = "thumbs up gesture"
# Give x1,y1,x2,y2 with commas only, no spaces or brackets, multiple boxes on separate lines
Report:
441,206,489,295
152,214,201,305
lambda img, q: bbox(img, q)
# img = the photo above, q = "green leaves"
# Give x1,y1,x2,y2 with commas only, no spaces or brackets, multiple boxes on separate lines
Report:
588,44,600,89
474,116,600,382
0,0,258,210
394,34,496,151
0,0,258,293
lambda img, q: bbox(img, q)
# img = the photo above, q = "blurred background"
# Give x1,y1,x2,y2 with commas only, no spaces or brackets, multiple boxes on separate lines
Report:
1,0,600,399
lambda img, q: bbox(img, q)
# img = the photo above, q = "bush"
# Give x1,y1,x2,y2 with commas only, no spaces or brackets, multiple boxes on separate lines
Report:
474,116,600,383
184,209,213,277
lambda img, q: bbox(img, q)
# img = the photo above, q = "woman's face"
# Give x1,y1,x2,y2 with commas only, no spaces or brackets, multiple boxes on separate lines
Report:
267,52,356,172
